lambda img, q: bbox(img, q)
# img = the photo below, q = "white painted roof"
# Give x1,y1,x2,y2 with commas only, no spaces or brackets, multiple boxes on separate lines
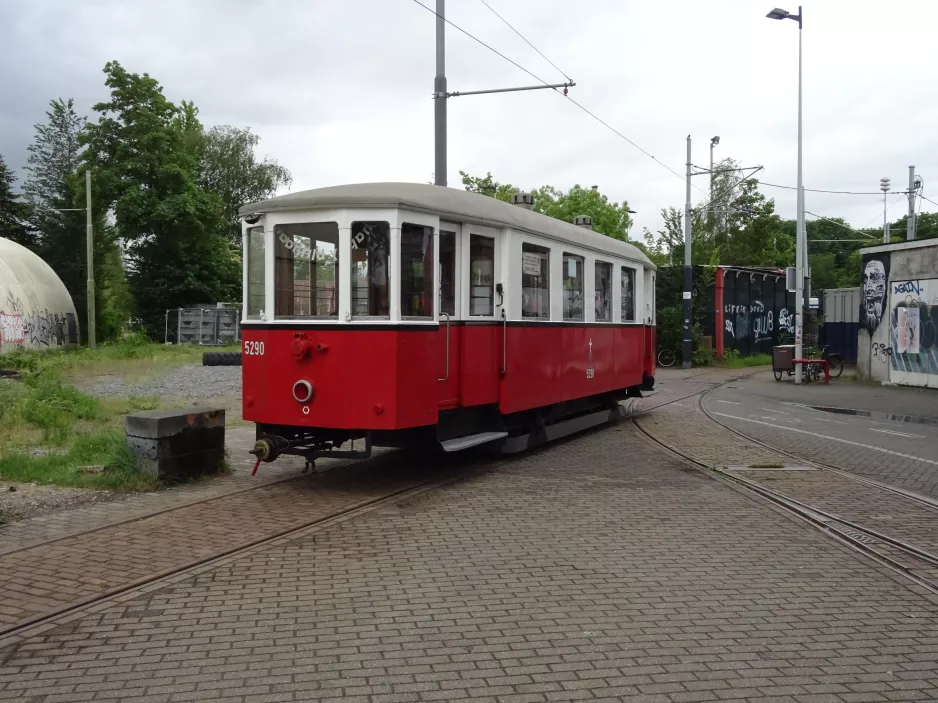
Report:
240,182,653,268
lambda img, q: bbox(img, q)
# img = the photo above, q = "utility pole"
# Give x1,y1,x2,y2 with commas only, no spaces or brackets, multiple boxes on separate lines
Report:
880,177,891,244
434,0,446,186
429,0,573,188
908,165,916,241
682,135,693,370
86,169,96,349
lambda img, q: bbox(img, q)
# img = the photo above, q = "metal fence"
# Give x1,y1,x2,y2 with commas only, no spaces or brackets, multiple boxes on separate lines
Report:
164,306,241,346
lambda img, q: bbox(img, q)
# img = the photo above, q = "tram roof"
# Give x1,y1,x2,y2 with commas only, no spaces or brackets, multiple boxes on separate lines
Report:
240,182,653,268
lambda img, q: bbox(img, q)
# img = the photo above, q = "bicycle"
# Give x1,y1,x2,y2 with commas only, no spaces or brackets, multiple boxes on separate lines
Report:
806,345,844,379
657,347,676,367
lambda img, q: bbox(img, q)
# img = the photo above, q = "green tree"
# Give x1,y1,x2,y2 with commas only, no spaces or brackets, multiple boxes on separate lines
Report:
22,98,131,342
199,125,292,244
0,154,33,247
459,171,634,240
79,61,239,338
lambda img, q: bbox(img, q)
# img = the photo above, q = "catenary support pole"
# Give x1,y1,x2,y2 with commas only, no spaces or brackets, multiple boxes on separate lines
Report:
793,6,803,384
908,165,916,241
682,135,693,369
86,169,96,349
433,0,446,187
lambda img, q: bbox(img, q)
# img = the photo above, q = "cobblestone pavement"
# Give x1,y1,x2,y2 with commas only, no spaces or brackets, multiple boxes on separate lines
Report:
0,436,422,632
3,421,938,702
0,428,389,556
703,374,938,498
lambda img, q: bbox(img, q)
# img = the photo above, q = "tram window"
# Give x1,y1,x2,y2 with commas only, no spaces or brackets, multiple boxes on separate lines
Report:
351,221,390,318
439,231,456,316
469,234,495,316
562,253,584,321
595,261,612,322
521,243,549,319
621,266,636,322
274,222,338,318
247,226,266,319
401,223,434,318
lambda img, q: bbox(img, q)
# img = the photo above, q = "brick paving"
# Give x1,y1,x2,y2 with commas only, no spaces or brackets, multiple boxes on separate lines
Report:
0,448,435,632
2,422,938,702
0,428,384,557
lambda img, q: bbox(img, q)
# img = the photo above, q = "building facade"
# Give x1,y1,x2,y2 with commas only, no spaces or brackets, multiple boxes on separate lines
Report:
857,239,938,389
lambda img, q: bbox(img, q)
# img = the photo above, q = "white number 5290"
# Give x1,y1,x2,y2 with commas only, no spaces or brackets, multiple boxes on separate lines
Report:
244,340,265,356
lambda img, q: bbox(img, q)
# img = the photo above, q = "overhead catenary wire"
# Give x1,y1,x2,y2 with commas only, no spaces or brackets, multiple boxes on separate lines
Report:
761,180,917,196
477,0,572,82
410,0,705,195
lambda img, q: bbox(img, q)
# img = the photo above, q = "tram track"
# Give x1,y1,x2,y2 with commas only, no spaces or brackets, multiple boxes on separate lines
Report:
633,385,938,597
0,452,474,649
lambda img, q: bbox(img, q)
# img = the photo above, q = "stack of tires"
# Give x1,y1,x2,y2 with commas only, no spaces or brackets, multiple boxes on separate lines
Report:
202,351,242,367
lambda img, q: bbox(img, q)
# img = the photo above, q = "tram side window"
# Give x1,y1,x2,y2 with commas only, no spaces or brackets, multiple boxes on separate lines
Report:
595,261,612,322
439,231,456,316
351,221,390,318
621,266,636,322
521,243,549,319
469,234,495,316
401,223,434,318
274,222,339,318
247,226,265,318
562,253,584,321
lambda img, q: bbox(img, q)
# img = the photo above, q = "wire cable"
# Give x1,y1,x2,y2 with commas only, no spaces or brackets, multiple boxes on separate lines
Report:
477,0,572,82
804,211,877,239
761,180,915,196
409,0,703,193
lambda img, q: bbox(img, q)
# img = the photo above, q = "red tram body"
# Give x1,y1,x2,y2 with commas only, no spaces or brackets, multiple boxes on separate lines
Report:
239,184,655,467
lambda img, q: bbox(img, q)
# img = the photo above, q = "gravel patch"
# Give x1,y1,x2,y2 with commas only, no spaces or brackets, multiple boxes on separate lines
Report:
0,481,134,524
82,364,242,400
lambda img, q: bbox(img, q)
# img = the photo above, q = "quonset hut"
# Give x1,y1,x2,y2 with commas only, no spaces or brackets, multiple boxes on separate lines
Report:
0,237,79,354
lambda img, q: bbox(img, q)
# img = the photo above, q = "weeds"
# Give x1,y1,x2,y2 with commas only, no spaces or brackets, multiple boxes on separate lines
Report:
722,353,773,369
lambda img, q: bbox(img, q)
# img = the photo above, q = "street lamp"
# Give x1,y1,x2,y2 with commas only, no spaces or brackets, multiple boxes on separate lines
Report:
709,136,720,201
880,177,891,243
767,5,804,383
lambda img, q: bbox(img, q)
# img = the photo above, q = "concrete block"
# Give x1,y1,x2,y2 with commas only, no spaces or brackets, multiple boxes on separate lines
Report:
136,447,226,480
125,408,226,481
126,408,225,439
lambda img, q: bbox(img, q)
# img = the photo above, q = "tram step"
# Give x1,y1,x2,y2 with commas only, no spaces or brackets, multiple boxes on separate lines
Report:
440,431,509,453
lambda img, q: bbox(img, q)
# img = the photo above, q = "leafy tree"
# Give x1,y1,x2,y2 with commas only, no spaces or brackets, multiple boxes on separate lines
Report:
459,170,634,240
79,61,239,338
0,154,33,247
199,125,292,244
22,98,131,342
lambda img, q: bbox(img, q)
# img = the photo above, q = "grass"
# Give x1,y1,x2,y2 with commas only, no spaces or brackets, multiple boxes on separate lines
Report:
721,353,773,369
0,337,239,492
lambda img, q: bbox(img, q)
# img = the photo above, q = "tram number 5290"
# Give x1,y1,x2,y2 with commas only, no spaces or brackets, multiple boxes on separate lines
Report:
244,340,265,356
585,368,595,379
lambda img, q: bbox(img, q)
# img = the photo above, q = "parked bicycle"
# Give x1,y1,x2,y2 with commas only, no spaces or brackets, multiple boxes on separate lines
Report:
807,345,844,379
657,347,677,367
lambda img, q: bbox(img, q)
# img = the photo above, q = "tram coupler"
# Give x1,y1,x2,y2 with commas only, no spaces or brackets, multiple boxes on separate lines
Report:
249,435,287,475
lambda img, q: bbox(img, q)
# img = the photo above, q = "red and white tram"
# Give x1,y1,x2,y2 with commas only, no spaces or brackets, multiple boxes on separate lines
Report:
239,183,656,468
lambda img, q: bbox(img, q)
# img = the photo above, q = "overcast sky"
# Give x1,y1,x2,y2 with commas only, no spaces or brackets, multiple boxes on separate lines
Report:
3,0,938,241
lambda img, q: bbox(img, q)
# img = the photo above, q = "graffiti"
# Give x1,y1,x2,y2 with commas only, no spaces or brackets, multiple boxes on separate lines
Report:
894,280,921,297
890,279,938,375
860,254,890,334
24,310,67,347
724,304,747,315
0,312,27,349
724,319,734,339
778,308,793,334
750,300,765,314
872,342,893,363
5,291,24,314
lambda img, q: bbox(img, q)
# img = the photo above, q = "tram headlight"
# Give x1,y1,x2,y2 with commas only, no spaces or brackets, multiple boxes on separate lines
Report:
292,379,315,403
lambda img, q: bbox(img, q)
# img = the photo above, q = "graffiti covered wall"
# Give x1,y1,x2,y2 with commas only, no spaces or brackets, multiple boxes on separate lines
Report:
0,237,79,355
858,241,938,388
720,269,795,356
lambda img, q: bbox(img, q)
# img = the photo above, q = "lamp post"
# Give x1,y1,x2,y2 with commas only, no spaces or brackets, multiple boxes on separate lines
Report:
767,5,804,383
709,136,720,202
880,177,891,243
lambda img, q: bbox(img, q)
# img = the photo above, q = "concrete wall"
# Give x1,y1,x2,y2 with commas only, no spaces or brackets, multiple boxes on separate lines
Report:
0,237,79,354
857,239,938,388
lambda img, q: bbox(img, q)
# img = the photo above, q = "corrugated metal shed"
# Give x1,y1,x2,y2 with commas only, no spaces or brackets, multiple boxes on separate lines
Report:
0,237,79,354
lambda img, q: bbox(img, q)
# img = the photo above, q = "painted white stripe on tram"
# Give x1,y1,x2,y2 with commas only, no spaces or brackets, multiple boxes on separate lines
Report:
711,413,938,467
